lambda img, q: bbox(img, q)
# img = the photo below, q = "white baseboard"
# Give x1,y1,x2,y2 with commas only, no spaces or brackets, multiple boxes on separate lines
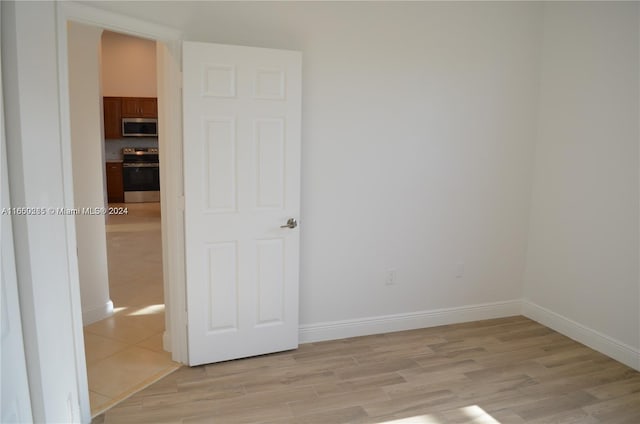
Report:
522,300,640,371
82,300,114,325
298,299,640,372
299,299,522,344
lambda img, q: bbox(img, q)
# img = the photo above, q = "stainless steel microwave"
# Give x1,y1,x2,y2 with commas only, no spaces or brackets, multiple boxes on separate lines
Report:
122,118,158,137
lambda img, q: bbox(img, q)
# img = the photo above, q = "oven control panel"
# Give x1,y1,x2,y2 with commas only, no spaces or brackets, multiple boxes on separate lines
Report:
122,147,158,155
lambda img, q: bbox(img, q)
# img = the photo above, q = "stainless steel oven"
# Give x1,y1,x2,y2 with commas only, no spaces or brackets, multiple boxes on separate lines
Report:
122,147,160,202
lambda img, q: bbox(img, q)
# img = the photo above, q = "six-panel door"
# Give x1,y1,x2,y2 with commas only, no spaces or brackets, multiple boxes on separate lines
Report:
182,42,302,366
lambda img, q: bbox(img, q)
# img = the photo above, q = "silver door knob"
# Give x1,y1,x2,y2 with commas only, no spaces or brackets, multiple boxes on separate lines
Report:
280,218,298,229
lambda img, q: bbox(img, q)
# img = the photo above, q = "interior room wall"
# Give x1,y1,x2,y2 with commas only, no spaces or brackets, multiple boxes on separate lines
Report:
0,3,34,420
523,2,640,368
101,30,156,97
82,2,544,337
1,2,86,421
5,3,639,420
68,21,113,325
171,2,544,333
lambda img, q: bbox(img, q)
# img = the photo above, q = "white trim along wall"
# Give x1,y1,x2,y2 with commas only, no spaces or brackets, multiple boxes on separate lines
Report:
300,300,521,343
522,301,640,371
300,299,640,371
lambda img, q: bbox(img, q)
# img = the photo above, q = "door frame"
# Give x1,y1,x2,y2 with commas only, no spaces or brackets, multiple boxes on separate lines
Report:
55,2,186,421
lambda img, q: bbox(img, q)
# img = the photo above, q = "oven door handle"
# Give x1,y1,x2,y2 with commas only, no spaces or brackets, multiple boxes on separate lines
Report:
122,163,160,168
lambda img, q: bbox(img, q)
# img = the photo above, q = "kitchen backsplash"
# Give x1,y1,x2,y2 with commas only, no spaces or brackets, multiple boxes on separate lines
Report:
104,138,158,160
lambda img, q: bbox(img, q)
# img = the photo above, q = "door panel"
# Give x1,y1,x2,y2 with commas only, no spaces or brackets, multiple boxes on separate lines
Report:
256,238,285,325
183,42,301,366
204,118,236,212
256,118,285,208
206,242,238,333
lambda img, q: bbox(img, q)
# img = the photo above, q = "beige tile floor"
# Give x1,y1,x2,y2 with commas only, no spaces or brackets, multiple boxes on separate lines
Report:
84,202,180,416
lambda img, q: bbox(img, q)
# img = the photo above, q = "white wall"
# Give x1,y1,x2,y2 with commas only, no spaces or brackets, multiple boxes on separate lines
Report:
80,2,544,337
101,30,157,97
68,21,113,325
85,3,640,357
4,2,639,420
1,3,33,418
523,2,640,368
177,3,543,329
1,2,86,421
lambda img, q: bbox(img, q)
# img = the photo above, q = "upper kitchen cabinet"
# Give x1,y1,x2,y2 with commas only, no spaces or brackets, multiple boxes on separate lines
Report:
103,97,122,139
103,97,158,139
121,97,157,118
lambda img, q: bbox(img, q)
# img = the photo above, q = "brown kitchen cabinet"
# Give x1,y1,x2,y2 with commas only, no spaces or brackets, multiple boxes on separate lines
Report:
121,97,157,118
106,162,124,203
103,97,158,138
103,97,122,139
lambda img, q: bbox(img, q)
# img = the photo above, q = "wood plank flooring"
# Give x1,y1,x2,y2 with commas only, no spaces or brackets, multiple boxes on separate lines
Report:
92,316,640,423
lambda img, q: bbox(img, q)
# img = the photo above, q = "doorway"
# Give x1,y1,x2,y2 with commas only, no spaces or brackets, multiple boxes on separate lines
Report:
66,23,179,417
56,3,303,421
56,3,186,421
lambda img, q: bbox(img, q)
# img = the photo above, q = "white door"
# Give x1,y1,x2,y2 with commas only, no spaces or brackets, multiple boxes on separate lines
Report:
183,42,302,366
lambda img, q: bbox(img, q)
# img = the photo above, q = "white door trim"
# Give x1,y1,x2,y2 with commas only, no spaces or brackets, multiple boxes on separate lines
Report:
55,2,185,422
58,2,182,41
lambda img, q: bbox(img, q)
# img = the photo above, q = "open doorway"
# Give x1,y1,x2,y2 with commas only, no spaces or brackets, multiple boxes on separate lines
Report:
87,203,177,416
67,23,179,417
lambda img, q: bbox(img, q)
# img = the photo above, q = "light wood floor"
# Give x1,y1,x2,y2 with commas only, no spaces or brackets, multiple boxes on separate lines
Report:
92,316,640,423
85,203,179,415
